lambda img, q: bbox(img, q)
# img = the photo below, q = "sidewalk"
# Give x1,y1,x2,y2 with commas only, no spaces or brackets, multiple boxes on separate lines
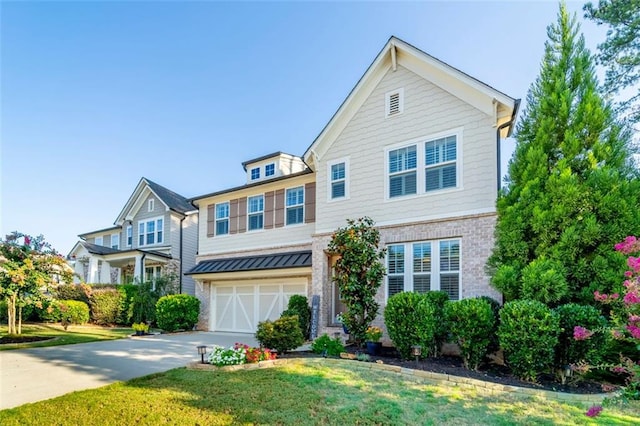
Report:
0,331,257,410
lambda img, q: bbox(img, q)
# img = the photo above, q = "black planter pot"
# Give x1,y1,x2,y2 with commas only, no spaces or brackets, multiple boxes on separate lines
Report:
342,324,349,334
366,341,382,356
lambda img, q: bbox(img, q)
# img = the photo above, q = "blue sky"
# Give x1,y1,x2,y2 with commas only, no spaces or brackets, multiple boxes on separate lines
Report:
1,1,607,254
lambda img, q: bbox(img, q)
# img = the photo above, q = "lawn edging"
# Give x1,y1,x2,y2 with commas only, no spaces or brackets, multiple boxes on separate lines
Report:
187,357,616,405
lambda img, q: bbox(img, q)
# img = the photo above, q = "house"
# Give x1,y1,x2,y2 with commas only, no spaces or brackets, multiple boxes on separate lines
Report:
68,177,198,295
187,36,519,334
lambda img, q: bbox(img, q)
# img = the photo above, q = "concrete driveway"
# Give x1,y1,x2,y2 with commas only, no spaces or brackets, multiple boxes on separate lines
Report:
0,332,258,410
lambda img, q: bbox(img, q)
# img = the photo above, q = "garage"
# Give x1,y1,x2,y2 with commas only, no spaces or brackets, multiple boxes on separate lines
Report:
187,250,313,333
211,279,307,332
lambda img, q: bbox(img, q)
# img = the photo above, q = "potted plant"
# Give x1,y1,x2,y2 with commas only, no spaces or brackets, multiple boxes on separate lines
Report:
132,322,150,336
365,326,383,355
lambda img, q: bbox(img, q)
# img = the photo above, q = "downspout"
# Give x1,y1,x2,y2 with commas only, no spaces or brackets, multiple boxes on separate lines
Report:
496,99,521,192
179,215,185,294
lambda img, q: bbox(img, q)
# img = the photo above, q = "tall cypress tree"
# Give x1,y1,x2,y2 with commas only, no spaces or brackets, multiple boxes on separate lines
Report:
487,3,640,306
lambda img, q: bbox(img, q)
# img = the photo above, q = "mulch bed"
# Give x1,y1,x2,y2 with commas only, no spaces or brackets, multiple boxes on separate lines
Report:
281,345,618,395
0,335,54,344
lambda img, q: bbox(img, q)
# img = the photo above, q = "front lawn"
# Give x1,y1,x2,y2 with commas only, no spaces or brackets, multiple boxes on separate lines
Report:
0,323,131,350
1,360,639,425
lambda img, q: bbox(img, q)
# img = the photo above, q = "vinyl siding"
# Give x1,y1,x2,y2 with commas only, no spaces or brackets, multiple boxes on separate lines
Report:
132,193,171,250
315,65,498,233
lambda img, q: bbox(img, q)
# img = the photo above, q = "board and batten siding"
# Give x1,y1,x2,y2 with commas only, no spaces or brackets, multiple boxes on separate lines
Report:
197,175,315,256
315,65,499,233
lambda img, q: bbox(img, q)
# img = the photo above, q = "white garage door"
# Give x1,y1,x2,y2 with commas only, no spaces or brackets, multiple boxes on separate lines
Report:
211,279,307,333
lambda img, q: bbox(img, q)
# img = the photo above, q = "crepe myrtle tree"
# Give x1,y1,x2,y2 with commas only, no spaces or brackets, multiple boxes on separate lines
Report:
0,232,72,334
328,217,386,345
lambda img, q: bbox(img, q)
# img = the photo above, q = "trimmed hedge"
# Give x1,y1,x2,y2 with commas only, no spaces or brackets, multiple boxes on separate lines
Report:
155,294,200,332
89,288,125,325
255,315,304,354
55,284,90,304
445,298,496,370
59,300,90,325
281,295,311,339
498,300,560,382
384,292,440,359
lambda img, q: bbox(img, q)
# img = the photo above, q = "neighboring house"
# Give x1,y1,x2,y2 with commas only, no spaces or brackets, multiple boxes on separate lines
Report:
68,177,198,295
188,36,519,334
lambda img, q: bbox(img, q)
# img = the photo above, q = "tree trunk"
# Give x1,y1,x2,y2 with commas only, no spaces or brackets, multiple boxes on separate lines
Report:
8,295,17,335
18,306,22,335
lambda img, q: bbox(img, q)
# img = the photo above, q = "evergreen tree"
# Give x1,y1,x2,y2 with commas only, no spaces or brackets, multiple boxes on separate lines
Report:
487,3,640,306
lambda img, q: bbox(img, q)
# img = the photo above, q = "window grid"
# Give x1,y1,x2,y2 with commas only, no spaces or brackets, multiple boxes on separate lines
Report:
138,218,164,246
331,162,346,199
388,145,417,198
250,167,260,180
285,187,304,225
215,202,230,236
247,195,264,231
265,163,275,177
425,136,457,192
126,226,132,247
111,234,120,250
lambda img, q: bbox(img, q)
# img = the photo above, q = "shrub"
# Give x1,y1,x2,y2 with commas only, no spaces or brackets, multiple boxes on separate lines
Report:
384,292,438,359
89,288,125,325
55,284,90,304
59,300,90,325
37,299,62,322
155,294,200,332
521,258,569,305
445,298,496,370
311,334,345,356
281,295,311,339
128,282,159,324
498,300,560,382
118,284,138,325
423,291,450,355
476,295,501,353
553,303,608,383
255,315,304,354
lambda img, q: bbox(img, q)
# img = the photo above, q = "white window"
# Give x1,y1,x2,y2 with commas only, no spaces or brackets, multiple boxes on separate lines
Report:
386,129,461,199
94,236,103,246
145,266,162,284
386,239,460,300
126,225,132,247
148,199,154,212
425,135,457,191
111,234,120,249
265,163,275,177
328,158,349,201
388,145,417,198
216,202,229,235
247,195,264,231
250,167,260,180
385,88,404,117
138,217,163,246
285,186,304,225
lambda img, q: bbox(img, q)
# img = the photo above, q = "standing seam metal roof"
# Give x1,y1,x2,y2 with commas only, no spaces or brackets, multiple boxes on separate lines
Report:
186,251,312,275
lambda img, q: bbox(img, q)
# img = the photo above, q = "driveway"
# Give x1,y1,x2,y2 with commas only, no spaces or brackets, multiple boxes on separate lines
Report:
0,332,258,410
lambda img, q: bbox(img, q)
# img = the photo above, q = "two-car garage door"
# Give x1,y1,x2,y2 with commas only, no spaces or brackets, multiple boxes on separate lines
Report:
210,278,307,333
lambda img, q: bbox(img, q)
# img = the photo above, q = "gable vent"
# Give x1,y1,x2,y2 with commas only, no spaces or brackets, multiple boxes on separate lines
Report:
385,88,404,118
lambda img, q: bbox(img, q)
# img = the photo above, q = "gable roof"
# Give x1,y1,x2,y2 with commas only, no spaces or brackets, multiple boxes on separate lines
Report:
303,36,519,169
115,177,195,225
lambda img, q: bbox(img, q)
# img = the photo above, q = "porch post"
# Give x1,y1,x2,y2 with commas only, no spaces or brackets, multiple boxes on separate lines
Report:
133,254,145,284
100,261,112,284
88,257,99,283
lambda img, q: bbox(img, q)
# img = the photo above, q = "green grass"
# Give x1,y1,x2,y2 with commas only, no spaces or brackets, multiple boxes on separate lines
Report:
0,323,132,350
1,359,639,425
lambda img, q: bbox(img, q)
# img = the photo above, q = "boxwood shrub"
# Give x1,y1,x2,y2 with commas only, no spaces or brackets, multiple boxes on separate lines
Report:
498,300,560,382
445,298,496,370
384,292,438,359
155,294,200,332
423,291,450,355
255,315,304,354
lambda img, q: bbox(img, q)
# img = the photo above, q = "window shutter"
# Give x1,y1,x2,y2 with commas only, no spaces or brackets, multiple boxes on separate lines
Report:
274,189,285,228
237,197,247,233
229,199,239,234
304,182,316,223
264,191,275,229
207,204,215,237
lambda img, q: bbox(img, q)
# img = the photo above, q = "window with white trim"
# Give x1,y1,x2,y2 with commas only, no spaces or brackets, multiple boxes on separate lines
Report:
138,217,163,246
94,236,103,246
388,146,417,198
385,88,404,117
425,135,457,191
247,195,264,231
328,159,349,200
285,186,304,225
386,239,460,300
148,199,154,212
250,167,260,180
111,234,120,249
386,129,460,199
126,225,132,247
265,163,275,177
216,202,229,235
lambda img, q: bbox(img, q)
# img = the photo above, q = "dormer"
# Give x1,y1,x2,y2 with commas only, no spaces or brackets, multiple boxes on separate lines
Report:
241,152,307,184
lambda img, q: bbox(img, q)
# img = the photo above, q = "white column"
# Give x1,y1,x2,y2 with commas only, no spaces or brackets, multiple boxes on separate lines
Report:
73,260,83,284
133,254,144,284
100,261,111,284
88,257,99,283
